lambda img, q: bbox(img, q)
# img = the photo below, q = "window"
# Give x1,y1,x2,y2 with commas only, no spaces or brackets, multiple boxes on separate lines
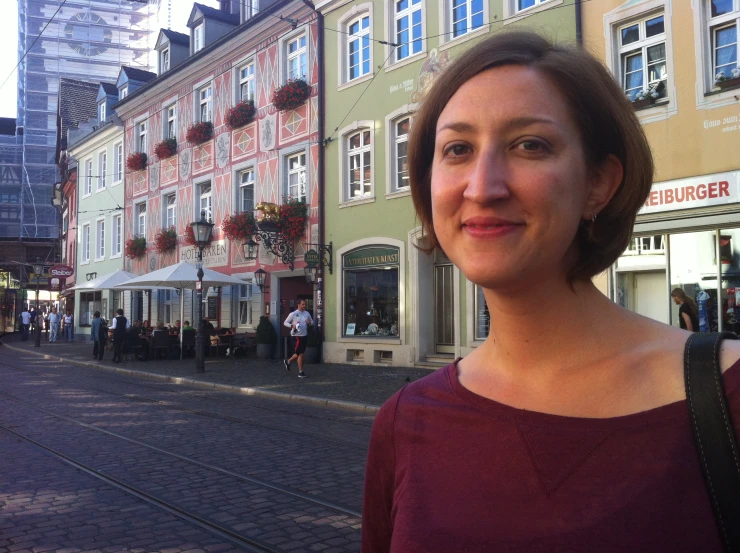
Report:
393,117,410,191
199,85,212,122
119,85,128,99
112,214,122,257
238,283,253,327
194,24,204,52
96,219,105,260
113,142,123,182
239,62,255,102
138,121,147,153
625,234,666,255
395,0,423,61
199,182,212,222
161,48,170,72
98,101,106,122
159,289,179,324
79,291,102,327
618,14,667,101
136,203,146,237
517,0,548,12
348,16,371,81
708,1,739,82
165,193,177,228
348,130,372,199
287,153,306,201
287,34,307,80
84,158,92,196
240,169,254,212
166,104,176,139
82,223,90,263
451,0,484,38
97,151,107,190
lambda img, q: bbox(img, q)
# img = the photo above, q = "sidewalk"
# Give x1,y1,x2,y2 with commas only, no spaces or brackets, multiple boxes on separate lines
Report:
0,333,437,412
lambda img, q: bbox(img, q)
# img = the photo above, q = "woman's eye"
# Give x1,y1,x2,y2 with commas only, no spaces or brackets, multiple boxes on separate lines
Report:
443,144,470,157
516,140,546,152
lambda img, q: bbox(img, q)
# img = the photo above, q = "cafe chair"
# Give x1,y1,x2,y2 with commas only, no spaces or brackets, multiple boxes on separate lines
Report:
151,329,171,360
181,329,196,358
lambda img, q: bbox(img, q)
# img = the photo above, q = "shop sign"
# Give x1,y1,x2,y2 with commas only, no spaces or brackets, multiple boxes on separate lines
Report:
50,264,74,277
48,277,65,291
640,171,739,215
180,240,228,268
343,247,399,269
304,249,320,268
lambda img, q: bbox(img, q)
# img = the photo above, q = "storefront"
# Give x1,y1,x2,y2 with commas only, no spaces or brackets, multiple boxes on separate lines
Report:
612,171,740,332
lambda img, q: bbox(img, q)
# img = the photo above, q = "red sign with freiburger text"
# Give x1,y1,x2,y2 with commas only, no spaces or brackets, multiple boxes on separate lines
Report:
640,171,739,215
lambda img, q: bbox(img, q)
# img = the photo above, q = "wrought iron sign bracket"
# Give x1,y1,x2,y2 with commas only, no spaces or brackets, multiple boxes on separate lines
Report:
253,222,296,271
305,242,333,274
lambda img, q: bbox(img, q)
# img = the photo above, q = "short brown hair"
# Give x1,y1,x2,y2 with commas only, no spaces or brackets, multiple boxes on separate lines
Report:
408,31,654,281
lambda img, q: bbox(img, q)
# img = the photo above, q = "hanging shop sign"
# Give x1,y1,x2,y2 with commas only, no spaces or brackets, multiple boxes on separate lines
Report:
343,247,400,269
304,249,320,268
50,264,74,277
640,171,739,215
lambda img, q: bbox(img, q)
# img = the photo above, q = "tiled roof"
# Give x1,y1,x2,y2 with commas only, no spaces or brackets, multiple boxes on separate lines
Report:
58,78,99,149
100,82,118,95
0,117,16,136
121,66,157,83
161,29,190,46
193,3,240,26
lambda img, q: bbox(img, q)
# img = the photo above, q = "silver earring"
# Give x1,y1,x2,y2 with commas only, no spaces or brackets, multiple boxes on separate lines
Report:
582,213,597,229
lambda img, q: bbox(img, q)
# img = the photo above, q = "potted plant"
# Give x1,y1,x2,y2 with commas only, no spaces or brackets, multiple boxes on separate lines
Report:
255,315,277,359
279,196,308,244
154,227,177,254
715,68,740,90
126,152,147,172
154,138,177,160
630,88,659,110
222,211,256,242
125,236,147,259
186,121,214,145
303,323,320,364
225,100,256,130
272,78,312,112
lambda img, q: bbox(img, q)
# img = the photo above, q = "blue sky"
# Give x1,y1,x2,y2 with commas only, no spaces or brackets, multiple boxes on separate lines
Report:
0,0,220,119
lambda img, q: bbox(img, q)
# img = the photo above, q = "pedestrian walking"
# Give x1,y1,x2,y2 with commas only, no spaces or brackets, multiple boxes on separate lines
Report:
361,31,740,553
283,299,313,378
91,311,108,361
110,309,129,363
671,288,700,332
19,305,31,341
62,310,74,342
48,307,60,342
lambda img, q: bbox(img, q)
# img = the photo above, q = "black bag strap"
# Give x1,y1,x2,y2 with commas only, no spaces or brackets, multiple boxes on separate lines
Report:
685,331,740,552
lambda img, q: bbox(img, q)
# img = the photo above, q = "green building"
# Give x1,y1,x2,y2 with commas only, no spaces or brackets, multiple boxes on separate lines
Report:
315,0,577,366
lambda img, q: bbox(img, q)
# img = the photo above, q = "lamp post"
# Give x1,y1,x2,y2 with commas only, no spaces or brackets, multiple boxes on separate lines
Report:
191,212,214,373
32,259,44,348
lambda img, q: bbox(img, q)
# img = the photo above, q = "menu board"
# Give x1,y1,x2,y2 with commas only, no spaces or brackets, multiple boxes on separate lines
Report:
207,297,218,320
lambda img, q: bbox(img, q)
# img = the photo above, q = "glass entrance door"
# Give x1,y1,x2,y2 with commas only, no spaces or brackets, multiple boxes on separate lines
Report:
434,264,454,354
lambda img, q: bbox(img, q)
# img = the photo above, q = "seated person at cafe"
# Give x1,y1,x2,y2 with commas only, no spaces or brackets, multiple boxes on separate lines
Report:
170,320,181,335
218,327,231,335
126,321,149,359
142,320,152,335
209,328,220,346
182,320,194,331
155,321,166,330
203,319,215,334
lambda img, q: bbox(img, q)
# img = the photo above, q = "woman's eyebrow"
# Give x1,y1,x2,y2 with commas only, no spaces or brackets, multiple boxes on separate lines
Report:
436,117,557,136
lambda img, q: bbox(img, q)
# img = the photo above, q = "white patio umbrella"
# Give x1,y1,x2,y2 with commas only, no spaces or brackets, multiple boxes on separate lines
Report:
113,262,248,358
70,270,139,291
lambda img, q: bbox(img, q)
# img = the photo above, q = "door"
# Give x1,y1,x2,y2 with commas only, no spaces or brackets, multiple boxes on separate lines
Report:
634,271,669,324
434,263,455,354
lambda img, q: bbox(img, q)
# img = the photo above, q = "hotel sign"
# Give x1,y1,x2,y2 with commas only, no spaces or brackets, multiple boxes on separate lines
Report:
343,247,399,269
180,240,228,268
640,171,739,214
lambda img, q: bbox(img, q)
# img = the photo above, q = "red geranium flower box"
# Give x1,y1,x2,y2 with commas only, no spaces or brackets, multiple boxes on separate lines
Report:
186,121,214,145
126,152,147,172
272,79,312,112
225,100,256,130
125,237,147,259
154,227,177,254
279,196,308,243
222,211,256,242
154,138,177,161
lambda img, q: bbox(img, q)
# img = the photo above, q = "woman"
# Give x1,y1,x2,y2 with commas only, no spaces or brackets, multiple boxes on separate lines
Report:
671,288,700,332
362,32,740,552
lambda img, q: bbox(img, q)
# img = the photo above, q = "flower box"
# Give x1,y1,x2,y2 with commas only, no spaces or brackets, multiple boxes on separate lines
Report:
631,97,656,111
154,227,178,254
716,76,740,91
126,152,147,172
222,211,257,242
279,196,308,243
272,79,312,112
125,237,147,259
225,100,256,130
186,121,214,145
154,138,177,161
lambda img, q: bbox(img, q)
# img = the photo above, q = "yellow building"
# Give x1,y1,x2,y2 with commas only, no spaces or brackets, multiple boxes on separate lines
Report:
583,0,740,332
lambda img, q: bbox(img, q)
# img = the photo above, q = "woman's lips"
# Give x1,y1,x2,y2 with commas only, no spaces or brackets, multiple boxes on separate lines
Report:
462,218,523,238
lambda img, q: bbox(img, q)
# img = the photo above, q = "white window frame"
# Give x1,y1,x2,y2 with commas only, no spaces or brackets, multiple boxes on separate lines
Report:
165,193,177,229
286,33,308,81
705,1,740,89
392,116,411,192
338,120,375,207
97,150,107,191
347,15,372,82
95,218,105,261
199,85,212,123
443,0,486,41
394,0,423,63
119,85,128,99
198,181,213,222
617,13,668,101
113,142,123,184
237,283,254,327
338,6,374,87
346,129,372,201
285,152,307,202
165,104,176,139
239,61,255,102
81,223,90,264
239,168,255,212
502,0,562,25
161,47,170,72
112,214,122,258
138,121,147,153
98,101,106,122
136,202,146,238
84,158,92,197
159,289,178,324
193,24,205,53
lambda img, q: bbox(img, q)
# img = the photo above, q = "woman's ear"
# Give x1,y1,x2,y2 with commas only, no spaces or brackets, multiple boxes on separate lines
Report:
583,154,624,219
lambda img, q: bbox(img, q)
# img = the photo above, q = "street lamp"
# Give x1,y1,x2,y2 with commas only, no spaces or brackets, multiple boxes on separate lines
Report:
191,211,214,373
304,265,318,290
254,268,269,292
242,238,258,262
32,259,44,348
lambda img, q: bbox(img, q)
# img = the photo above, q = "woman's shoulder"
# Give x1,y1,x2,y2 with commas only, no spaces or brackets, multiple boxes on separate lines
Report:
376,366,457,421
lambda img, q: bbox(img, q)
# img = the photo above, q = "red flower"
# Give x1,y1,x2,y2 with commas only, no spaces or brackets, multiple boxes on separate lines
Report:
126,152,147,172
186,121,214,145
225,100,256,130
222,211,256,242
154,227,178,254
125,237,147,259
154,138,177,161
279,196,308,243
272,79,312,112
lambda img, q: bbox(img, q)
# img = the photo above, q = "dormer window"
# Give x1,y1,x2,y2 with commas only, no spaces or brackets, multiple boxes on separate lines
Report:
119,86,128,99
194,24,204,53
98,102,106,122
161,48,170,72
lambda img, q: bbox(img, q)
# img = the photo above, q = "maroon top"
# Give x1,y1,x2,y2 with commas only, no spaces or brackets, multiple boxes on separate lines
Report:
361,359,740,552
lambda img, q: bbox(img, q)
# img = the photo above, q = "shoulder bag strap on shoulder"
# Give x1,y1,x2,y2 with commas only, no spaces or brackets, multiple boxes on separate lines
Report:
685,331,740,553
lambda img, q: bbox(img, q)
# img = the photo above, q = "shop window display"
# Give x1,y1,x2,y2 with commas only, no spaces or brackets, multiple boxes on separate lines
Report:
79,291,102,327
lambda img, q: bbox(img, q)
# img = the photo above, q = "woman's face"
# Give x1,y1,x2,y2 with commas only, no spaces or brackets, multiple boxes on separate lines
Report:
431,66,599,291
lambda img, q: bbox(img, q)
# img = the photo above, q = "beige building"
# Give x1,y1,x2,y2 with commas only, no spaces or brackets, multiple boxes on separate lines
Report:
583,0,740,332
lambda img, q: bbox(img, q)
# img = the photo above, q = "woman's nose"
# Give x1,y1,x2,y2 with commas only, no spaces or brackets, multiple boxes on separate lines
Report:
463,148,510,204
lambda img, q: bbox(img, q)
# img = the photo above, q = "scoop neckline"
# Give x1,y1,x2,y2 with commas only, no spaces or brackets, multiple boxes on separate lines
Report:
447,357,740,430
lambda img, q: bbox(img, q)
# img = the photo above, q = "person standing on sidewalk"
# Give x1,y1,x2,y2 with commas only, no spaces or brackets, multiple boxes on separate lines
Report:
91,311,108,361
48,307,60,342
19,305,31,341
110,309,129,363
283,299,313,378
62,310,74,342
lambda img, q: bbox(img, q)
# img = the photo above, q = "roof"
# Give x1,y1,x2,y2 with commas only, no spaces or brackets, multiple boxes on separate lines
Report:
190,3,241,26
100,82,118,95
161,28,190,46
120,66,157,84
58,78,100,150
0,118,16,136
